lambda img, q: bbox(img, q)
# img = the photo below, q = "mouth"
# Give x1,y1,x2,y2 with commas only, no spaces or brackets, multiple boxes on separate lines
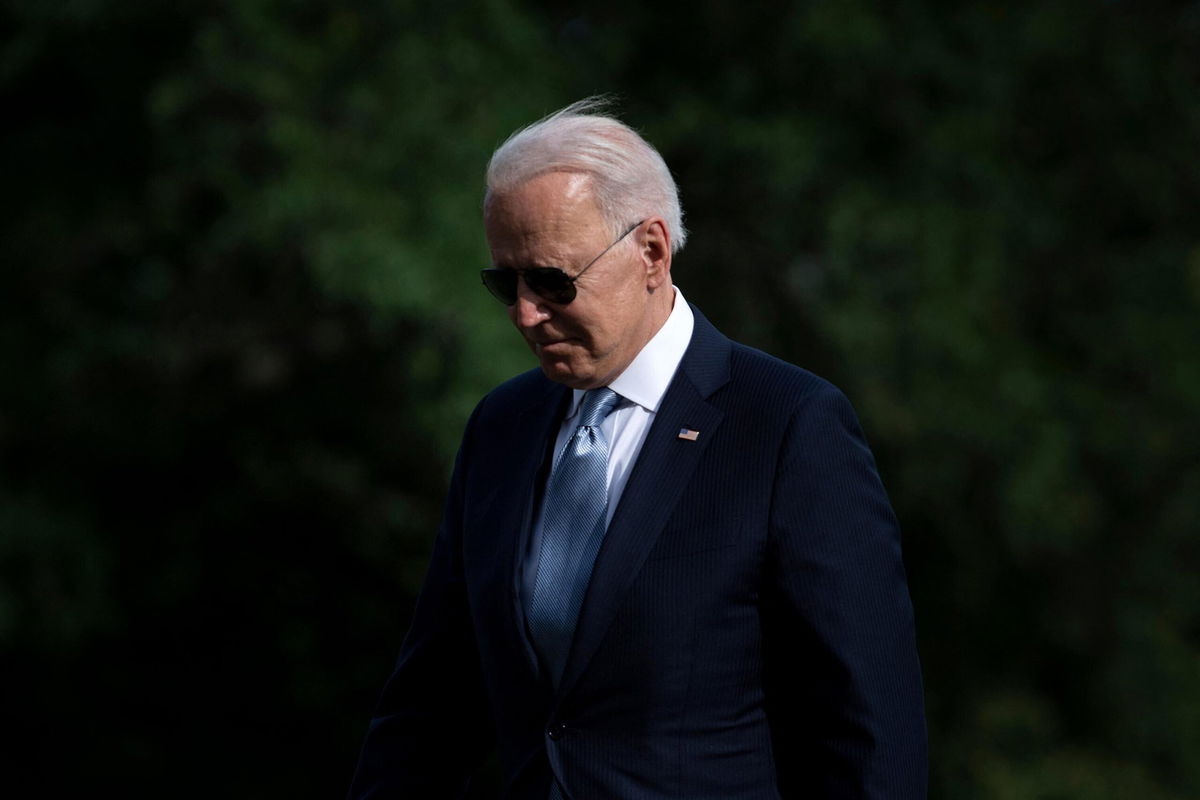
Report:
527,333,586,359
534,338,576,353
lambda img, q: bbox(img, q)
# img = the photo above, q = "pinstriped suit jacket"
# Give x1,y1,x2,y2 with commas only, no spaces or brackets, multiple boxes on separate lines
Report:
349,306,927,799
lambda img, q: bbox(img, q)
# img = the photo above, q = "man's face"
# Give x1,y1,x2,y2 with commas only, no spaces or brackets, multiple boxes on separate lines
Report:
484,172,668,389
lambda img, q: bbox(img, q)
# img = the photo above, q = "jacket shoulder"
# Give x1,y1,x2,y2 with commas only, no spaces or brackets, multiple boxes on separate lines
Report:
724,341,848,414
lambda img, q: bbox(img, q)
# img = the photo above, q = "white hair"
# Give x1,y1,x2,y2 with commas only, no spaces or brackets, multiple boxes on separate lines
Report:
485,97,687,253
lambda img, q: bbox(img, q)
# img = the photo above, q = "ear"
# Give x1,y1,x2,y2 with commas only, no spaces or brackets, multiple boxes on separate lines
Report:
640,218,672,289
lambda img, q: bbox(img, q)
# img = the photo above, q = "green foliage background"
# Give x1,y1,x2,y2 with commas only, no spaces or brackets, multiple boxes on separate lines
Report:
2,1,1197,797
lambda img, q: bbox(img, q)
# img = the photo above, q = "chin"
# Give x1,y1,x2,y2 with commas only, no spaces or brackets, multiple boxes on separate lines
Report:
539,361,584,388
538,357,598,389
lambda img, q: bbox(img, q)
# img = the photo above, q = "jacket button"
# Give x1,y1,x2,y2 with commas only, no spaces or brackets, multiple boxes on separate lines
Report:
546,723,566,741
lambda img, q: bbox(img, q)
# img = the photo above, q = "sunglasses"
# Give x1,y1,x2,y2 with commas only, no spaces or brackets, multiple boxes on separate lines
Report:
481,220,644,306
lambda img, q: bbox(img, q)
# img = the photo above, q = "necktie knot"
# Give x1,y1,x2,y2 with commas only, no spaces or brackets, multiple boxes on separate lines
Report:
577,388,620,430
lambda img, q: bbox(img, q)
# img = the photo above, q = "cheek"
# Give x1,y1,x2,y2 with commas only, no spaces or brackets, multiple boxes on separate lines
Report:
571,313,607,349
585,321,624,360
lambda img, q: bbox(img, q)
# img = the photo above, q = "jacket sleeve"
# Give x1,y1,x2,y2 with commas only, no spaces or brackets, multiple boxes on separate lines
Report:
763,383,928,799
347,407,494,799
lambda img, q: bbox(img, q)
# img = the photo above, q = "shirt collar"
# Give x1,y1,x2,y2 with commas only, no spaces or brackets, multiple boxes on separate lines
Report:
565,286,695,418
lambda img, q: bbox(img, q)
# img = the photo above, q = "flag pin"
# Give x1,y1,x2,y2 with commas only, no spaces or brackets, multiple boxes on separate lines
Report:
678,427,700,441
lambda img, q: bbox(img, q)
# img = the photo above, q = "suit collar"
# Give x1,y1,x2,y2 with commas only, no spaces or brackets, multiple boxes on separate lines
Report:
675,303,732,399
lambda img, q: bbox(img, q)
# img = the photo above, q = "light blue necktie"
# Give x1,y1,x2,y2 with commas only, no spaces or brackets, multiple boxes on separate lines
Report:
527,387,621,690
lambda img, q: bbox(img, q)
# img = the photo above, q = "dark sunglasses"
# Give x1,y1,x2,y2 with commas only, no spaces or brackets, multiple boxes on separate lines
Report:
481,219,644,306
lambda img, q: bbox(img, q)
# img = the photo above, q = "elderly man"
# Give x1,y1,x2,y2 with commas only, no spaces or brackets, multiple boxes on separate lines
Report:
348,100,927,799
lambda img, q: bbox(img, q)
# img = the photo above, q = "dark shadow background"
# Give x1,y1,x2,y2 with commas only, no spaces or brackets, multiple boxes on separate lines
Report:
2,1,1198,797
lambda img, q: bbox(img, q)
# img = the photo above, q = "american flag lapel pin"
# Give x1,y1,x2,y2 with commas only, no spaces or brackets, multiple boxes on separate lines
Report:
678,427,700,441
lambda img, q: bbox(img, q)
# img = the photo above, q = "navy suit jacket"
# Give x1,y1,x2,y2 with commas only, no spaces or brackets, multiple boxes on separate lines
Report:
349,306,927,799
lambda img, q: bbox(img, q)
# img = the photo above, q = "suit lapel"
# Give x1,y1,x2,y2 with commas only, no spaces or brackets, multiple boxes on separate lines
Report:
557,308,732,698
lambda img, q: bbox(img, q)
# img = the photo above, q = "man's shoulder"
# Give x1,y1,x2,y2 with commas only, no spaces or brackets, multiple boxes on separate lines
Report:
714,340,876,461
721,338,848,411
686,303,843,408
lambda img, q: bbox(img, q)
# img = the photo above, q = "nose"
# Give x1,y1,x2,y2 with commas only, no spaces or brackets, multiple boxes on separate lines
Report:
510,281,551,329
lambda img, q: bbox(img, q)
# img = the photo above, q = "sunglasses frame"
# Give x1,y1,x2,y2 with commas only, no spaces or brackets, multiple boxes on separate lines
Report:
481,219,645,306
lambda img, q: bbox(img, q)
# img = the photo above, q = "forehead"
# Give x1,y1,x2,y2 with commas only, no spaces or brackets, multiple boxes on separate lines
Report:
484,172,607,261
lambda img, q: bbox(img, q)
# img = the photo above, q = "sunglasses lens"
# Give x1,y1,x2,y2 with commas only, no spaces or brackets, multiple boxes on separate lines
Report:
481,269,519,305
482,268,577,305
524,268,576,305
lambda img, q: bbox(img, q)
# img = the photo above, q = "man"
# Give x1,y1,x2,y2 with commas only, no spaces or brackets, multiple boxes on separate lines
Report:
349,99,927,799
